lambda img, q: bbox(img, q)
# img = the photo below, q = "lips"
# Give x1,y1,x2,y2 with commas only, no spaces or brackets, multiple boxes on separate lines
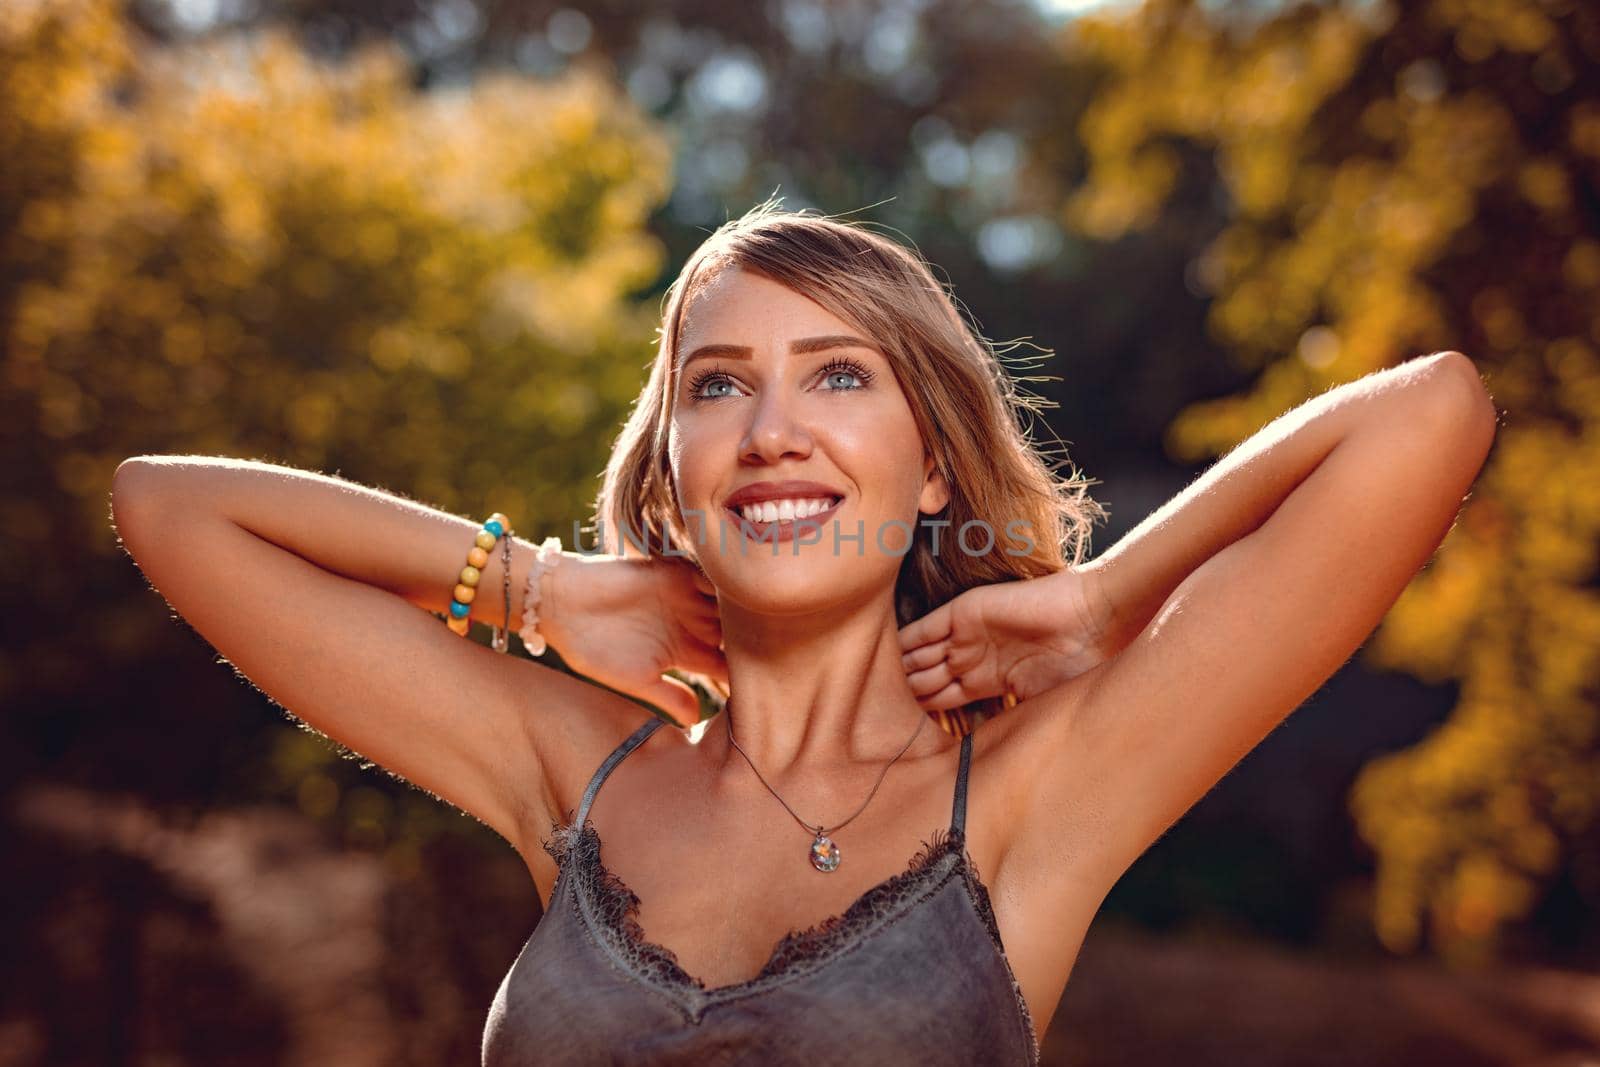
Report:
716,479,848,545
723,479,847,510
721,495,845,543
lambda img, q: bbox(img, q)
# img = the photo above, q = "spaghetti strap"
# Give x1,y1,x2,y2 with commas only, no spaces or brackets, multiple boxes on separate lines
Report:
492,714,1042,1067
574,715,663,828
950,729,973,836
575,715,971,835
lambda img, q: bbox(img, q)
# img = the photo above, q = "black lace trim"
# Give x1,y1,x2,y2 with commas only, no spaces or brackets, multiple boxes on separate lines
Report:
544,815,720,992
544,815,964,989
763,823,967,979
543,814,1040,1063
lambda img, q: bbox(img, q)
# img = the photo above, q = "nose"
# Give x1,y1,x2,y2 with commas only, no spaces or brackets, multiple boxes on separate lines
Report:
740,385,813,464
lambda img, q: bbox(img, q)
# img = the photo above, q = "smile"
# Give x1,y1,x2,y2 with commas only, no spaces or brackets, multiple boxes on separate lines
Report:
722,495,844,543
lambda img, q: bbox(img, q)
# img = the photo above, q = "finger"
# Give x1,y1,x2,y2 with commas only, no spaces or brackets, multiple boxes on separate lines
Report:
681,610,723,647
900,641,946,673
646,673,703,729
668,577,720,612
677,666,730,704
675,637,728,682
914,676,971,713
905,660,956,699
690,566,717,596
686,586,720,614
898,605,951,652
705,660,730,690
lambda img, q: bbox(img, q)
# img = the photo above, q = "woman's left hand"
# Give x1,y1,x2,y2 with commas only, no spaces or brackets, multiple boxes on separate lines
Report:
897,564,1115,711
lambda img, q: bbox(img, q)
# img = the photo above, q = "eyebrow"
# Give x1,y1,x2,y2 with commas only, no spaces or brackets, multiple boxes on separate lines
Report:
677,334,880,371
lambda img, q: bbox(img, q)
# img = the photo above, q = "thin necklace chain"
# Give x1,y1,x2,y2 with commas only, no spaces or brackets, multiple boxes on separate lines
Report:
724,697,928,838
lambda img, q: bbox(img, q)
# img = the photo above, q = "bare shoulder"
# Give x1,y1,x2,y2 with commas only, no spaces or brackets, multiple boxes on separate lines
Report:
505,665,685,901
974,672,1119,899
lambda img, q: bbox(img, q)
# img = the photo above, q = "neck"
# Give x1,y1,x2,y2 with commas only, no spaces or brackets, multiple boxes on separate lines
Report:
700,588,948,778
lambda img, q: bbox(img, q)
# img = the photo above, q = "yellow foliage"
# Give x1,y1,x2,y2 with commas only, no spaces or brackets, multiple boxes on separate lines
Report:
1069,0,1599,959
3,0,671,461
0,0,675,710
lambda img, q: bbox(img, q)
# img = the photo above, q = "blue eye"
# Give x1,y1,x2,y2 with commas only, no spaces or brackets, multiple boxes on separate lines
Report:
688,370,738,400
685,357,876,402
819,358,875,391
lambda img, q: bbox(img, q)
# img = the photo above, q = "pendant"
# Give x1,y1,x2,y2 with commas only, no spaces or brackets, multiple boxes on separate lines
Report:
810,828,841,873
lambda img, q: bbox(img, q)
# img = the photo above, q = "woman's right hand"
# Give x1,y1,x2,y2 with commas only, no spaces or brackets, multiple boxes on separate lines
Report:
539,552,726,728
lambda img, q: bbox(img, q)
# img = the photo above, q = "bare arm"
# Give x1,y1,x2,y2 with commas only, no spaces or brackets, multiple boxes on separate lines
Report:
1084,351,1497,659
1008,350,1498,890
116,455,549,628
108,455,650,852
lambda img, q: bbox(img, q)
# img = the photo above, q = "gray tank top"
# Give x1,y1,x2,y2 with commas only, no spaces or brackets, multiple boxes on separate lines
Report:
482,715,1041,1065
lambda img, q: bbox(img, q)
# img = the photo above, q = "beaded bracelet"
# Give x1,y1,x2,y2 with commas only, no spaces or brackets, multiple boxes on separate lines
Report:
446,512,512,644
518,535,564,656
491,531,513,652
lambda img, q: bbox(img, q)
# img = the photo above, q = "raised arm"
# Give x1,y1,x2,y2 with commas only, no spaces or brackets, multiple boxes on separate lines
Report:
108,456,718,864
1009,351,1498,891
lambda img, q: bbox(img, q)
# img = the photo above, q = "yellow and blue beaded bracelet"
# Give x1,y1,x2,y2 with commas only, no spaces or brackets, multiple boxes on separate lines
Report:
446,512,512,640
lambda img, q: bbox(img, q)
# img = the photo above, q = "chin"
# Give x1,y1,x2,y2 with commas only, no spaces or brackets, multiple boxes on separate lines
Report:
710,554,898,618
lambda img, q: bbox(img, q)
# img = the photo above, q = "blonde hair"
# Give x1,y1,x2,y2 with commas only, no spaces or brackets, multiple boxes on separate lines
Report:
593,197,1107,737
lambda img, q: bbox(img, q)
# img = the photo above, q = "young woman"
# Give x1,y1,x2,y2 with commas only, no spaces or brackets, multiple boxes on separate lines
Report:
110,202,1497,1065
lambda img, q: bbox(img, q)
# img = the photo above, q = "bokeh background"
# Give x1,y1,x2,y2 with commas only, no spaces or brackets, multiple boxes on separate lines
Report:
3,0,1599,1062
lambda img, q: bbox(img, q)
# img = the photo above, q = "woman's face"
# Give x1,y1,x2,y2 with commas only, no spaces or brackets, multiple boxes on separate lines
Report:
667,266,948,613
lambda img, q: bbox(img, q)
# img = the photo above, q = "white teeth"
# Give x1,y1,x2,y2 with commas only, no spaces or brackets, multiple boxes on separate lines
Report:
736,496,838,523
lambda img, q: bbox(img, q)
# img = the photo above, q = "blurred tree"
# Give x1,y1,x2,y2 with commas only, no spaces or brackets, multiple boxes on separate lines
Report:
124,0,1188,460
1064,0,1600,963
0,0,673,839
